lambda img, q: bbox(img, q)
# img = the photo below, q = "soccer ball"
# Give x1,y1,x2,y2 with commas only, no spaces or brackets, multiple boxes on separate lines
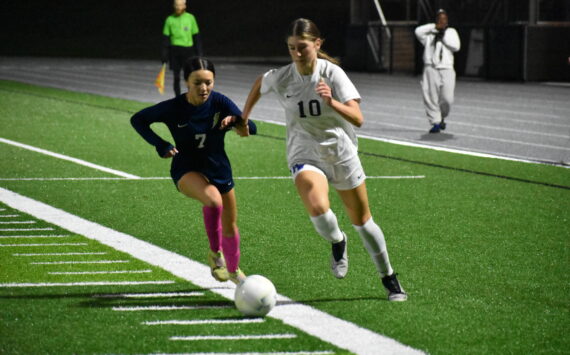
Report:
234,275,277,317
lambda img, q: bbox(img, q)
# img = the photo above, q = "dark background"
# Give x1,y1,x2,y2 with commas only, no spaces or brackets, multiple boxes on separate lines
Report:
0,0,568,80
0,0,350,60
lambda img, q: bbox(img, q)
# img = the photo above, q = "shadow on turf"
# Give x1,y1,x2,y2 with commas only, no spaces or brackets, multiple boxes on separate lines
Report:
0,289,387,306
0,287,213,301
419,132,455,141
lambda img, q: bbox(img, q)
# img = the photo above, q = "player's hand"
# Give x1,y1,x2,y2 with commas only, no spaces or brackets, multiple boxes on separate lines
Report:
316,78,332,105
220,115,236,130
162,146,178,158
220,116,249,136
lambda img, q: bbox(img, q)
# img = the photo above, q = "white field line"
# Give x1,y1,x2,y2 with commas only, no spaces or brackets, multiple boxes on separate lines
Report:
0,175,425,181
149,352,333,355
14,252,107,256
30,260,129,265
113,305,231,311
0,242,87,247
170,334,297,341
254,118,565,166
0,137,141,179
143,318,265,326
0,187,425,355
0,281,174,287
95,291,205,298
0,235,69,239
49,269,152,275
0,227,54,231
358,133,564,165
0,208,5,211
0,214,20,217
0,220,36,224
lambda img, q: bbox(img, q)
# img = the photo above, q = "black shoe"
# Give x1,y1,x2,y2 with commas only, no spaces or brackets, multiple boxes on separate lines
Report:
331,233,348,279
429,124,441,133
440,119,446,130
381,273,407,302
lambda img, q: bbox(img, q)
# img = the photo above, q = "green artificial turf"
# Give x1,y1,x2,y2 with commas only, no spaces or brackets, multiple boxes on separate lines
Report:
1,80,569,354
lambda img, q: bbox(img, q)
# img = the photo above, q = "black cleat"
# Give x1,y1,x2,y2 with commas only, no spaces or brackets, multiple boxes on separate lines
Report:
331,233,348,279
381,273,407,302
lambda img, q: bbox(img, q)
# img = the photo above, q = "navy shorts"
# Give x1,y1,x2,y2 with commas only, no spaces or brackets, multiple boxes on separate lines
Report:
170,159,235,194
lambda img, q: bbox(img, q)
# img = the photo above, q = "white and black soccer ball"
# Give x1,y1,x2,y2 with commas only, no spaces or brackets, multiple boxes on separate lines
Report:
234,274,277,317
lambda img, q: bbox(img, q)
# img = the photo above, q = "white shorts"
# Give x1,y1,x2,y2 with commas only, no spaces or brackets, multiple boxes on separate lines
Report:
289,156,366,191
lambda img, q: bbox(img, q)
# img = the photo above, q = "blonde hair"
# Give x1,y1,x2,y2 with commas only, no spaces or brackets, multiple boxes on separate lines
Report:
287,18,340,65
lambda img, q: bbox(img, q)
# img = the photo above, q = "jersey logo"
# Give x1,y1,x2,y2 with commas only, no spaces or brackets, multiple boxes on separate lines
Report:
211,112,221,128
177,123,188,128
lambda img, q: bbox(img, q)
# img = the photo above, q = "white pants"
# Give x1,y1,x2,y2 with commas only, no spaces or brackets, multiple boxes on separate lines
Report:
421,66,456,125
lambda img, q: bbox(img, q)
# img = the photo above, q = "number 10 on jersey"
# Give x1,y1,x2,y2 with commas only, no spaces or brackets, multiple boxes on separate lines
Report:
297,100,321,118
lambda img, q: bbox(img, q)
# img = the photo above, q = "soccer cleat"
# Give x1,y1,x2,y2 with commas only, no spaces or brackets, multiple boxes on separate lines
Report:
429,124,441,133
381,273,407,302
229,268,246,285
440,119,446,130
207,250,229,282
331,233,348,279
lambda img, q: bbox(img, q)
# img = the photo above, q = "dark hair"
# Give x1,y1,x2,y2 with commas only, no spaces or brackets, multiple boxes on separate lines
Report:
436,9,447,19
286,18,339,65
183,57,215,81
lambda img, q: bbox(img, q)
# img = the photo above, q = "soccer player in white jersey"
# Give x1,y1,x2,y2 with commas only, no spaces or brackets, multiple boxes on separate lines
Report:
241,18,406,301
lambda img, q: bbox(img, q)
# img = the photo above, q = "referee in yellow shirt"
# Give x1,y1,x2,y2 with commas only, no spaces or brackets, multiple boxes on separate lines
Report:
161,0,203,96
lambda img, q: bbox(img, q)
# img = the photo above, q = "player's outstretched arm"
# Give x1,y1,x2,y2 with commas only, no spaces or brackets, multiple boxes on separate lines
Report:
242,75,263,120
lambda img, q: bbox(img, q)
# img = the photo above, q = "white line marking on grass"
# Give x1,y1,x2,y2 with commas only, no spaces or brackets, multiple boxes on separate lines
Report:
0,281,175,288
0,187,425,355
49,269,152,275
14,252,107,256
0,137,141,179
0,227,54,231
170,334,297,341
0,220,36,224
0,175,425,181
0,234,69,239
0,177,147,181
367,175,425,179
113,305,231,311
30,260,129,265
358,133,559,165
148,352,334,355
0,214,20,217
0,242,87,247
95,291,204,298
0,209,5,211
143,318,265,326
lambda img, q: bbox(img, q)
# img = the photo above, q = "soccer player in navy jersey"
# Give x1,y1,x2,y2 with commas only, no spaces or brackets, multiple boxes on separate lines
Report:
131,57,257,284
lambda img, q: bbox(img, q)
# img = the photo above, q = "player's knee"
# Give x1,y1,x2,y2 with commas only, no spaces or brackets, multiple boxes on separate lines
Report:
308,204,329,217
202,188,223,207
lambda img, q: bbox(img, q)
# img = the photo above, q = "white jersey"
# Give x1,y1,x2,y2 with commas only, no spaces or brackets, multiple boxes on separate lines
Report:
260,59,361,167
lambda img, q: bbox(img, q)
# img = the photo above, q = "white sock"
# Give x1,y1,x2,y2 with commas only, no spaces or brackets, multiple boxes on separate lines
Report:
354,218,393,277
310,209,344,243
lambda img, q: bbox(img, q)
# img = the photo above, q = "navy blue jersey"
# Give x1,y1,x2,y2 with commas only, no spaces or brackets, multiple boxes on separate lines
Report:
131,91,257,192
